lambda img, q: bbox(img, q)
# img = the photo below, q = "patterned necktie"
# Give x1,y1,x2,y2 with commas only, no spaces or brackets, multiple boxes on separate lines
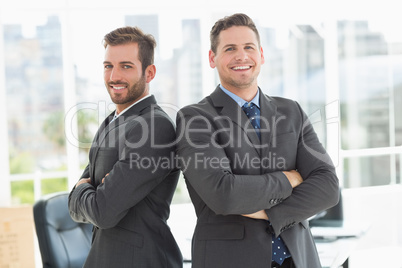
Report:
242,102,260,139
242,102,291,265
271,231,291,265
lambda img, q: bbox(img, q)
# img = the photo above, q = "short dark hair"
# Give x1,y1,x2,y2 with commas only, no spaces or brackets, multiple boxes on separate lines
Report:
210,13,261,53
103,26,156,73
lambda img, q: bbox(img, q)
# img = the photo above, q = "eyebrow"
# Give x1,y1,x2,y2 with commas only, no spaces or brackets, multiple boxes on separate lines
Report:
103,61,135,65
243,42,257,46
222,42,257,49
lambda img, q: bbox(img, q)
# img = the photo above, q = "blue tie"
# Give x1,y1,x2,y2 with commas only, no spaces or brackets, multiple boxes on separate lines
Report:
242,102,291,265
271,231,291,265
242,102,260,139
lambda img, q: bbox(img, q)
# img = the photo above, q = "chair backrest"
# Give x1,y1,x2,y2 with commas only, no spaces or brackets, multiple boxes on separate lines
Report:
33,192,92,268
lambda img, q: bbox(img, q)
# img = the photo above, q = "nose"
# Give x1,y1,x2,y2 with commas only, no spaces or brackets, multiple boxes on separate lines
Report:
235,48,248,61
107,67,121,82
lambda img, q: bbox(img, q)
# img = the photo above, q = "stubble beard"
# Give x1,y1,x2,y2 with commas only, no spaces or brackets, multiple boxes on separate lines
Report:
107,75,147,105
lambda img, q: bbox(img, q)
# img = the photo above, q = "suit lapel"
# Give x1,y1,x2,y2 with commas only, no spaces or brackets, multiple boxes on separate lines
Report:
88,112,113,183
259,91,278,170
209,87,261,154
90,96,157,180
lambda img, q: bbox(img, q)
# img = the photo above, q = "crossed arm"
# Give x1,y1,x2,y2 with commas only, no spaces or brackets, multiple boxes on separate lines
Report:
176,102,339,231
74,173,108,188
242,170,303,220
76,169,301,221
75,177,91,187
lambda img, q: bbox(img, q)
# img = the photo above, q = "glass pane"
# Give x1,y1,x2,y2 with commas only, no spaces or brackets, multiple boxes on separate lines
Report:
41,177,68,195
259,24,328,145
3,13,67,174
343,155,392,188
398,155,401,184
339,21,402,150
11,180,34,204
393,56,402,147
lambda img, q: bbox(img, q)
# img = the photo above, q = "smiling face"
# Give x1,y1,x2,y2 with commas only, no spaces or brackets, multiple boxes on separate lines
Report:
209,26,265,100
103,42,155,113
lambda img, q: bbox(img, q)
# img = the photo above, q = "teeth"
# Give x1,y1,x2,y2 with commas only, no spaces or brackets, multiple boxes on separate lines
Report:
233,66,251,70
113,86,126,90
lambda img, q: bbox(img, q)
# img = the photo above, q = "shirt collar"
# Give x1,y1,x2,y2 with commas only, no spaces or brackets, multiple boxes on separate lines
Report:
219,84,260,108
113,94,152,119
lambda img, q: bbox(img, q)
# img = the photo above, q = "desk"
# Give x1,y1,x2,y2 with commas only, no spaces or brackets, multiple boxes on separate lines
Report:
316,238,358,268
312,220,370,268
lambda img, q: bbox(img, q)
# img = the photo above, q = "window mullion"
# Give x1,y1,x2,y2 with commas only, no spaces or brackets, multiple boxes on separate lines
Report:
0,11,12,206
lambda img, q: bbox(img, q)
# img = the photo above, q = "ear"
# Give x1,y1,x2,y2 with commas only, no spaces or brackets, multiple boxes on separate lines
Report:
145,64,156,83
260,47,265,65
209,50,216,68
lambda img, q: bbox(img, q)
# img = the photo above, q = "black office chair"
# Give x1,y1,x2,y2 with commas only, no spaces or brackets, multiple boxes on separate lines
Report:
33,191,92,268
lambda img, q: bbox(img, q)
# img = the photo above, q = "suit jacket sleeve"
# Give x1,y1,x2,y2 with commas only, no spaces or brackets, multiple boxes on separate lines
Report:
177,98,339,236
67,164,91,223
69,113,177,229
266,101,339,235
176,105,293,216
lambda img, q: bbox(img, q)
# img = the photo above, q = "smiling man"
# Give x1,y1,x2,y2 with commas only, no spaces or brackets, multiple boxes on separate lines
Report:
176,13,339,268
68,26,182,268
208,24,264,100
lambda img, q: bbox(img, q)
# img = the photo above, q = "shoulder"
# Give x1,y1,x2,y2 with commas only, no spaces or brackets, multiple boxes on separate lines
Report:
263,94,305,114
146,104,176,129
124,103,176,134
265,94,298,106
178,96,215,117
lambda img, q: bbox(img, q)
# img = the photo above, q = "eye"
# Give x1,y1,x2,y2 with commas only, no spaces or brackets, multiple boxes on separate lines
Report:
104,65,112,69
123,65,132,69
225,47,234,52
245,45,254,50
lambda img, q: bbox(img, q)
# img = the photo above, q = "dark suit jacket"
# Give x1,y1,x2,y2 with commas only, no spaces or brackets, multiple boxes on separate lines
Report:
69,96,182,268
176,87,339,268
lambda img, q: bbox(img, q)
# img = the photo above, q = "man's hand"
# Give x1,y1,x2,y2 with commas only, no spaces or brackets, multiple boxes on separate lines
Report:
102,173,109,183
282,170,303,188
75,178,91,187
242,210,268,220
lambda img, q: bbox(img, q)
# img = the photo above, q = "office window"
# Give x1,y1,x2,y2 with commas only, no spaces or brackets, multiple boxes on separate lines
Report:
1,2,402,206
338,21,402,187
5,14,65,172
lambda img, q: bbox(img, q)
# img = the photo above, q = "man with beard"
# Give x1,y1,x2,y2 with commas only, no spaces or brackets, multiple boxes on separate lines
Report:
69,26,182,268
